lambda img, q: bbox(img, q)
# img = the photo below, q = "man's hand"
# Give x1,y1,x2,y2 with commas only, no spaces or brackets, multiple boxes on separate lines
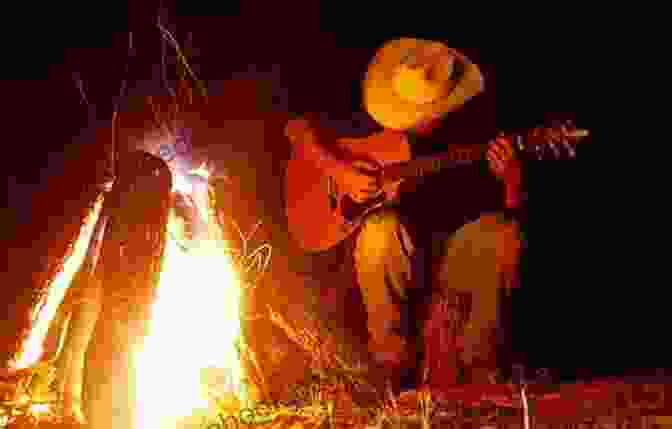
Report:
487,137,521,184
488,137,522,208
335,160,383,203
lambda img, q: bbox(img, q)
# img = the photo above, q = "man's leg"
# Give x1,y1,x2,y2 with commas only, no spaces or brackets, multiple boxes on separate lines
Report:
353,209,417,387
434,213,521,382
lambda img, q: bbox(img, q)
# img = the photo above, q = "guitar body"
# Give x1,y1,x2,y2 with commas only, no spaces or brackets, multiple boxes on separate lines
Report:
285,131,411,252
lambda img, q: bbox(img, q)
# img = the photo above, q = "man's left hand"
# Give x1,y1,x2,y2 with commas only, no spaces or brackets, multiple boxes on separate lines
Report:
488,137,522,208
487,137,521,185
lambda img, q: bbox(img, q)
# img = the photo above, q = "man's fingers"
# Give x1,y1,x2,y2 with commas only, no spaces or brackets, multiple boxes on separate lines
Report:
495,137,516,159
488,155,504,174
362,178,379,190
352,159,382,173
502,139,516,159
492,140,506,159
487,149,502,167
362,184,383,195
360,188,379,196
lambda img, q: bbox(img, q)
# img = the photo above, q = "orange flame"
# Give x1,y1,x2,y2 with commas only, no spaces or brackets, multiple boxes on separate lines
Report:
134,162,245,428
13,194,105,370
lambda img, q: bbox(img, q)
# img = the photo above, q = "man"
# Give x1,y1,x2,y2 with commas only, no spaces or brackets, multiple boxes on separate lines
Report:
284,38,523,391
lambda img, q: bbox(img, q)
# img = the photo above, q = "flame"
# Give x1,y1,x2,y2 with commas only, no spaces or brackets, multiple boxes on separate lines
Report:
134,162,245,428
189,162,211,180
13,194,105,370
29,403,51,415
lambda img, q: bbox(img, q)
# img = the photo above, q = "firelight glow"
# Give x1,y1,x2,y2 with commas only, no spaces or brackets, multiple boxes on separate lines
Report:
134,162,245,428
13,194,105,370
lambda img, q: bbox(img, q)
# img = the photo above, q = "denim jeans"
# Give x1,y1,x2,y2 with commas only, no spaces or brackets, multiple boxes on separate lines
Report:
353,208,520,368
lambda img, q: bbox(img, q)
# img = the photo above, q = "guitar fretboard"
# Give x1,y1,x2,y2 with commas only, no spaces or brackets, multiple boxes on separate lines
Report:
383,144,487,182
380,126,587,184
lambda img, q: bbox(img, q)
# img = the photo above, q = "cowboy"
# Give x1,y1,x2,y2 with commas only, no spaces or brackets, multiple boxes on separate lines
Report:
284,38,523,392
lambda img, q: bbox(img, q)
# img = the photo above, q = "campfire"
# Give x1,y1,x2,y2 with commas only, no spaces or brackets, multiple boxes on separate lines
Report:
134,162,246,428
3,17,666,429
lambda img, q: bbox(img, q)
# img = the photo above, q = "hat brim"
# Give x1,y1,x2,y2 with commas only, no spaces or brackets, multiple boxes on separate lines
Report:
363,38,485,131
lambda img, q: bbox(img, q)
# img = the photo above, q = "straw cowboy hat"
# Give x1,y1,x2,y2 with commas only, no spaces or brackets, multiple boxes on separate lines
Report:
363,38,485,131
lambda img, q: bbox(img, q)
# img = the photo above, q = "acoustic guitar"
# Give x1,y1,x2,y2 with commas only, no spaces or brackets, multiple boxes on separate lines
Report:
285,121,589,252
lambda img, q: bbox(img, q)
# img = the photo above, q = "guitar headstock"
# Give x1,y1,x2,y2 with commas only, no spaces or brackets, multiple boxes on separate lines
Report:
514,121,590,160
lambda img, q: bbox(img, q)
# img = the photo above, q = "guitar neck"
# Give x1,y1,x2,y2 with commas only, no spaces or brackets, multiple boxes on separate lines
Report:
383,144,487,183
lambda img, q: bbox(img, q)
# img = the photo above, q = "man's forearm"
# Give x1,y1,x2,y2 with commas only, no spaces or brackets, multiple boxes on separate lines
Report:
286,117,348,175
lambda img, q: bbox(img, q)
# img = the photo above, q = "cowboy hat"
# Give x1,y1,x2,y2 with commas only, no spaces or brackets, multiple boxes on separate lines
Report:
363,38,485,131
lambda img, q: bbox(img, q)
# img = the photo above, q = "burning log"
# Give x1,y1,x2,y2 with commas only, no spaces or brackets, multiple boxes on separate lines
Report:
51,150,172,428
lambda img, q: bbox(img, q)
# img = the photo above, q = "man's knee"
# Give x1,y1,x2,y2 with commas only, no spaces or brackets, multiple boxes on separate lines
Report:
437,213,521,289
359,208,414,250
479,213,521,274
355,209,415,265
450,213,520,256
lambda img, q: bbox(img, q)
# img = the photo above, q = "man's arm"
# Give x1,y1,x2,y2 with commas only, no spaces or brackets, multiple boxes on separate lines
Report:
504,171,523,210
284,117,350,176
487,137,524,210
284,117,381,202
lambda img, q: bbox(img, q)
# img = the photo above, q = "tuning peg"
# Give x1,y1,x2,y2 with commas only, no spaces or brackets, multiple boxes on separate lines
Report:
548,140,561,159
563,141,577,158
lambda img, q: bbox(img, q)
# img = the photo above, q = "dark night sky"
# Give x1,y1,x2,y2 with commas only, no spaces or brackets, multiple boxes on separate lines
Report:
3,2,644,380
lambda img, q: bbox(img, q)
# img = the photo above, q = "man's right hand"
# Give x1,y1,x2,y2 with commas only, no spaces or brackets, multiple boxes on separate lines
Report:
335,160,382,203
